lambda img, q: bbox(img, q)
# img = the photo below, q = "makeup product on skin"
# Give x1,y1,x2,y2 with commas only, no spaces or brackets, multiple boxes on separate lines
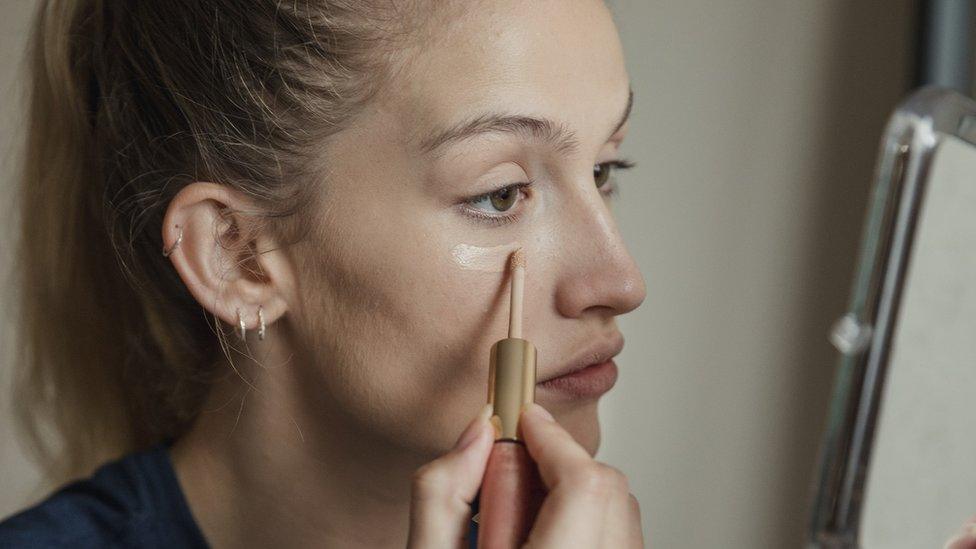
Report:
477,248,546,549
451,242,522,272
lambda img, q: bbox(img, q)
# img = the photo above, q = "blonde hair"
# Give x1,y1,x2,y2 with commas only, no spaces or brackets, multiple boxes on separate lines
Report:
13,0,422,485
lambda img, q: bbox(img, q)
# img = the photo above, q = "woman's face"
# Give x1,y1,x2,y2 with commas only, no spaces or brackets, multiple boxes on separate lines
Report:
285,0,645,458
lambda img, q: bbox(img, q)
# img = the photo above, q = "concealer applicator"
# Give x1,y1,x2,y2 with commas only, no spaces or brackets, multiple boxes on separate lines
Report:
477,248,546,548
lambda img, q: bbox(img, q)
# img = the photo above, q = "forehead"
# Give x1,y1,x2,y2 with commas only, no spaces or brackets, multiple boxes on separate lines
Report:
386,0,630,150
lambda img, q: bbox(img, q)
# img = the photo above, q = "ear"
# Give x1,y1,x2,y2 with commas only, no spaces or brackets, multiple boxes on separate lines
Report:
160,181,294,341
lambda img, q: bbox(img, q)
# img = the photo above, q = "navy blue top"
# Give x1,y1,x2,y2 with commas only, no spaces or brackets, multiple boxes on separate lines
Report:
0,444,207,548
0,444,481,548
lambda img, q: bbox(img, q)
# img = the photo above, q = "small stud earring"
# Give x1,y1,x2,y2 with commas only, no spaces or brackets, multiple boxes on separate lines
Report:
257,306,266,340
236,307,246,340
162,224,183,257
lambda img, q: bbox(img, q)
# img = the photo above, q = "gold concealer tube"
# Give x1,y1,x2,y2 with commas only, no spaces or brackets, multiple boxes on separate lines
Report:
477,249,546,549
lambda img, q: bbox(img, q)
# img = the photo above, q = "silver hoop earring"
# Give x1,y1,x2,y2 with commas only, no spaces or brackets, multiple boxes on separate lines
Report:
236,307,246,340
162,224,183,257
257,306,266,340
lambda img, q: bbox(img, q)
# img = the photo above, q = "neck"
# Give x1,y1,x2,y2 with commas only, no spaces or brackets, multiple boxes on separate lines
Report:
170,336,426,548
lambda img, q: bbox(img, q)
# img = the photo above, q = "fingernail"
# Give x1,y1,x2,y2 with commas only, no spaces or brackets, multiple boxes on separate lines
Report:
476,402,494,423
525,402,555,422
456,404,493,450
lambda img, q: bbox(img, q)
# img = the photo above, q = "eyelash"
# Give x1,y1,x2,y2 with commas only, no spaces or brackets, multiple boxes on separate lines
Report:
460,181,535,226
460,158,637,226
599,158,636,199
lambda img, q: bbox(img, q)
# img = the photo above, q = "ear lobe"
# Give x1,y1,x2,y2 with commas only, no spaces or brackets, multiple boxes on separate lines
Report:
161,182,292,338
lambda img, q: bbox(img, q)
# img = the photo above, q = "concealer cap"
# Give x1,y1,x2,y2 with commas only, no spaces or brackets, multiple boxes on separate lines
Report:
487,337,537,441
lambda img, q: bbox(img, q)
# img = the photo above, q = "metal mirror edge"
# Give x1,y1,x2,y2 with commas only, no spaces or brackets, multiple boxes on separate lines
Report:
805,87,976,549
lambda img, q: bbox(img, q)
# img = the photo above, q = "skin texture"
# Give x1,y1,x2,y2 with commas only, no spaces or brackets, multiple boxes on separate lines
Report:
164,0,645,547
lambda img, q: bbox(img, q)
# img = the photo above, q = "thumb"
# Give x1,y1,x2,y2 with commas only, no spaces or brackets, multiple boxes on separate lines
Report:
408,403,494,549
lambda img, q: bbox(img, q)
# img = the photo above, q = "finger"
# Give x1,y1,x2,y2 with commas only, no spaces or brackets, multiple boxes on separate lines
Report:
518,402,615,548
407,403,494,549
943,514,976,549
519,402,595,488
600,489,644,549
943,533,976,549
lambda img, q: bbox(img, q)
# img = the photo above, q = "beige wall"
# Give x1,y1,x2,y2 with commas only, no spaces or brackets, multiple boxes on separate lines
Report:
0,1,915,547
601,0,913,546
0,0,40,516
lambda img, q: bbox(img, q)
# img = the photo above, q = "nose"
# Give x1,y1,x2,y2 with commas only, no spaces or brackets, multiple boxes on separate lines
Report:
552,182,647,319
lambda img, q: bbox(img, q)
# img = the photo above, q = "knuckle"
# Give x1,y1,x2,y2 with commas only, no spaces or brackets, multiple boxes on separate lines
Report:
410,463,449,502
567,462,629,498
599,462,631,494
564,465,604,496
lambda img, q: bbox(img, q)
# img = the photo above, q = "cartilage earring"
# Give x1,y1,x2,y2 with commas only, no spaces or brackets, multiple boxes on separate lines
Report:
237,307,246,340
162,224,183,257
257,306,266,340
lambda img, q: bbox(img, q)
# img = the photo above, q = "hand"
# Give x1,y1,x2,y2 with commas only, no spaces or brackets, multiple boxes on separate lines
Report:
943,514,976,549
407,403,495,549
406,402,645,548
517,403,644,548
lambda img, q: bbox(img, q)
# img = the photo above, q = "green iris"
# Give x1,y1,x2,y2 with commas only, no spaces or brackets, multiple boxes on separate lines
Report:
489,187,518,211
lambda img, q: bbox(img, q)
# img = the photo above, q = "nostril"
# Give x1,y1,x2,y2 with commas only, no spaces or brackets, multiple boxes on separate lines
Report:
554,256,646,319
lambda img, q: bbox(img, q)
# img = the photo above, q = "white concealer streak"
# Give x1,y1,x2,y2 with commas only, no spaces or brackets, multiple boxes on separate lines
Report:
451,242,522,272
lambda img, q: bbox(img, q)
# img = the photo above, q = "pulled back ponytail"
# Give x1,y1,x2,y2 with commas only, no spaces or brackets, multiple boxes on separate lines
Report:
13,0,424,484
14,0,216,484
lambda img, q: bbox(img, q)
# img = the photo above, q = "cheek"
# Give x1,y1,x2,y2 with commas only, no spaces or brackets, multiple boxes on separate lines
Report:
289,220,518,453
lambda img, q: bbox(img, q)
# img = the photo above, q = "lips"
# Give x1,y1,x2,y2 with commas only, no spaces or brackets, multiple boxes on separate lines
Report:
536,331,625,384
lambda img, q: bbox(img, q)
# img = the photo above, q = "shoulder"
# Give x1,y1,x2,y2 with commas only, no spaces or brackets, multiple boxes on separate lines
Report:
0,445,207,548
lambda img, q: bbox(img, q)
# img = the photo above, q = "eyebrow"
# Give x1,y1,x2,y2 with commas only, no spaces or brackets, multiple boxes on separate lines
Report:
418,87,633,157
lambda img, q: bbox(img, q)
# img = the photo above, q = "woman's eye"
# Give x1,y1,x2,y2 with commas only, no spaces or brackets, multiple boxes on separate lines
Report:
460,159,635,225
466,183,528,214
488,186,518,211
594,159,636,190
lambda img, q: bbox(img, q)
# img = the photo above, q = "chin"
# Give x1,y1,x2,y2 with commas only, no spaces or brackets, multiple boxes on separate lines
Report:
547,398,603,456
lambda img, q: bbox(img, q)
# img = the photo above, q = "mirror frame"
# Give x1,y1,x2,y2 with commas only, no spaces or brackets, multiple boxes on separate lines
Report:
806,87,976,549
